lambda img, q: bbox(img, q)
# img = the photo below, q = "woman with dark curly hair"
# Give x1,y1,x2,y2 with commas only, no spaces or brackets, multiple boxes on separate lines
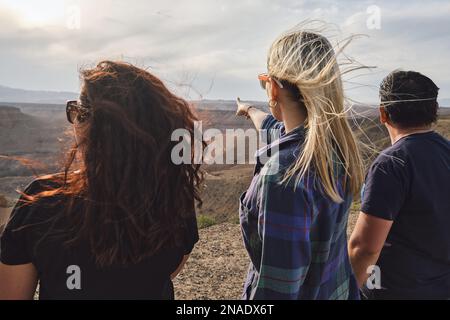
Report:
0,61,203,299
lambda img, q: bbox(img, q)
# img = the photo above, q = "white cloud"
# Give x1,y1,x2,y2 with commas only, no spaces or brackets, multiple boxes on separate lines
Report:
0,0,448,103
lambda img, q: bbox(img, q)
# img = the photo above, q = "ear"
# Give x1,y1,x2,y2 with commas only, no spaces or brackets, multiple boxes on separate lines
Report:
269,79,279,101
379,106,388,124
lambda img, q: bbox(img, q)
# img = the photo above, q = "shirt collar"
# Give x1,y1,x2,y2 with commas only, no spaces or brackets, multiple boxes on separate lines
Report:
255,125,305,168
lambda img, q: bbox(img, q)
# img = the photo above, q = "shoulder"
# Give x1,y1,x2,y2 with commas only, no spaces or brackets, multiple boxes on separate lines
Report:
266,136,305,180
261,114,284,131
259,161,315,201
260,148,296,184
18,173,65,206
24,173,64,195
380,131,449,159
371,142,410,172
5,173,65,229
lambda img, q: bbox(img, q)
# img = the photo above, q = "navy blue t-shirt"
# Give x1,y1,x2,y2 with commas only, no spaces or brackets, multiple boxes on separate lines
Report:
361,131,450,299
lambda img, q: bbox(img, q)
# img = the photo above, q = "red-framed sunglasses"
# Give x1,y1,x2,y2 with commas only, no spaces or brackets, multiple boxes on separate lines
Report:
66,100,91,124
258,73,284,90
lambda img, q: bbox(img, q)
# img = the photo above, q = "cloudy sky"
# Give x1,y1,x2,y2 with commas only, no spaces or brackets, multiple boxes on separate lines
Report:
0,0,449,104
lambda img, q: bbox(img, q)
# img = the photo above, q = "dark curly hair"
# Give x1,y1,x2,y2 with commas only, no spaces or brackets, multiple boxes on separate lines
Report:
380,70,439,128
23,61,203,267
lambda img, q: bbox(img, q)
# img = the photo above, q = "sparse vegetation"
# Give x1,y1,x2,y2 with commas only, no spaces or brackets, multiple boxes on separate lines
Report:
197,214,217,229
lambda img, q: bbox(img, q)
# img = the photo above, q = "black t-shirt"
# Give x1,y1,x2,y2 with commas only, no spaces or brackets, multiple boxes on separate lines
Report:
0,178,199,300
361,131,450,299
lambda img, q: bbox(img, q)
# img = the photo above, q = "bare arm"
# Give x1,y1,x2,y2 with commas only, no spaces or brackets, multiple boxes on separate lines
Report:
0,263,38,300
348,212,393,288
235,98,268,130
170,254,190,280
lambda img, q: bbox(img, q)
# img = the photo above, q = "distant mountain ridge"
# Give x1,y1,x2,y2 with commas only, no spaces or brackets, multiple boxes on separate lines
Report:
0,85,78,104
439,98,450,107
0,84,448,107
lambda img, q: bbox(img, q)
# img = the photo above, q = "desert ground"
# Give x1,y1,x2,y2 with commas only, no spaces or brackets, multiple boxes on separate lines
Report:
1,101,449,299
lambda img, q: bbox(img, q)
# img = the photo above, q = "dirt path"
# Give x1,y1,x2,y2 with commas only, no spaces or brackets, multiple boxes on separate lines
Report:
173,223,249,300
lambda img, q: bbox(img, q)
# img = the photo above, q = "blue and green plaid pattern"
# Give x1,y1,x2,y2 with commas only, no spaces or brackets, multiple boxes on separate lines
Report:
239,115,359,300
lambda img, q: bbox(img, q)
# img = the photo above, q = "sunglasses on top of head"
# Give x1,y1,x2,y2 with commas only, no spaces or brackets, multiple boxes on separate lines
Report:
258,73,284,90
66,100,91,124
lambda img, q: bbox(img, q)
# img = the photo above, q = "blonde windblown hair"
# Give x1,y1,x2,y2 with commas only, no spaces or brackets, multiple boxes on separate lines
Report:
268,24,365,203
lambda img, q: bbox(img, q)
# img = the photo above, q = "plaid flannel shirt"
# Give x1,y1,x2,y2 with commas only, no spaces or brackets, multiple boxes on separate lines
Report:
239,115,359,300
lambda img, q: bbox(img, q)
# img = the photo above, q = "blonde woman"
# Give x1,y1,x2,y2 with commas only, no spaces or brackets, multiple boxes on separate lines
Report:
236,27,364,299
